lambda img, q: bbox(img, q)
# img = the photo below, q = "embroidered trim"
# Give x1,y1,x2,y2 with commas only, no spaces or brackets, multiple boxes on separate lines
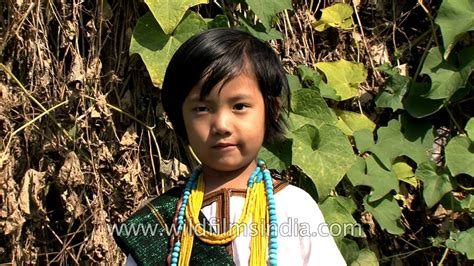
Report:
146,202,167,229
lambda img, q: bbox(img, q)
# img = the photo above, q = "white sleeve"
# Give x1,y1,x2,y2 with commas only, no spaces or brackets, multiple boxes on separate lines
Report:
125,254,137,266
283,185,347,265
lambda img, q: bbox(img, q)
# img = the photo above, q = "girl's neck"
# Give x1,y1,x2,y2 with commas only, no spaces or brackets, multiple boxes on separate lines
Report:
201,160,257,194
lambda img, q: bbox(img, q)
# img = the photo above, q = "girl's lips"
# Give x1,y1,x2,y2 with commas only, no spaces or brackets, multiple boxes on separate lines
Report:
212,143,237,150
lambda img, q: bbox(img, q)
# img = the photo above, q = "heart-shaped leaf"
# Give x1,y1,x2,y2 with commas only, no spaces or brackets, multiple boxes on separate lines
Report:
445,135,474,177
435,0,474,58
315,59,367,100
290,124,356,198
144,0,208,34
130,11,207,86
312,3,353,31
363,194,404,235
246,0,292,28
416,161,453,208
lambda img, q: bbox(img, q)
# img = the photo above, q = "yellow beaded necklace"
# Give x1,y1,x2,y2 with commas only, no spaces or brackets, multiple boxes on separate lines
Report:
177,171,270,265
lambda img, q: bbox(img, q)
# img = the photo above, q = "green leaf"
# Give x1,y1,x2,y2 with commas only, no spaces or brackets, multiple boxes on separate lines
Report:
435,0,474,58
353,129,375,153
207,14,230,28
297,65,340,100
416,161,453,208
259,138,292,172
363,194,404,235
445,227,474,259
420,47,471,100
347,157,399,202
460,194,474,213
290,89,337,129
350,249,379,266
445,135,474,176
130,11,207,86
465,118,474,142
403,82,444,118
287,74,303,91
246,0,292,28
392,160,417,187
315,59,367,100
290,124,356,198
335,238,360,264
375,64,410,111
144,0,208,34
334,109,376,136
238,16,283,41
312,3,353,31
354,118,433,168
320,196,363,239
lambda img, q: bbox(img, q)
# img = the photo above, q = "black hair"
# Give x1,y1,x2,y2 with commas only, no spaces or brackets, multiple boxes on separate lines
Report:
161,28,290,143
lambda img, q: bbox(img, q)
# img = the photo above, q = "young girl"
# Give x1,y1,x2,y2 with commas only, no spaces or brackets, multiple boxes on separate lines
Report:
114,28,345,265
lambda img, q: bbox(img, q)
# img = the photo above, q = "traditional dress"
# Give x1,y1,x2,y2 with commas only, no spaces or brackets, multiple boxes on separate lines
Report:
114,177,346,265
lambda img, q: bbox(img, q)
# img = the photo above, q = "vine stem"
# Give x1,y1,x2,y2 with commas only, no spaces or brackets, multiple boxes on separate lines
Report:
0,100,69,168
438,247,449,265
445,104,465,135
0,63,72,141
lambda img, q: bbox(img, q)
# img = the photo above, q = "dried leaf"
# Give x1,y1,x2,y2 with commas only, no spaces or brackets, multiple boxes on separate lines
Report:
67,49,84,83
61,190,84,221
160,158,190,181
58,152,85,187
120,126,138,148
86,209,114,262
2,173,25,235
18,169,46,217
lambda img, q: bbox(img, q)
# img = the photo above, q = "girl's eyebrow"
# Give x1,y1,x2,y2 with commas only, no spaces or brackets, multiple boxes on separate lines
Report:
227,93,254,101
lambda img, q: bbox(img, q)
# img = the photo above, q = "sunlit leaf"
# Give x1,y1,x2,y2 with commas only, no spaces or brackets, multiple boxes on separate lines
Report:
392,160,417,187
315,59,367,100
416,161,453,208
130,11,207,86
363,194,404,235
312,3,353,31
289,89,337,129
334,109,376,136
246,0,292,28
465,118,474,142
297,65,340,100
435,0,474,58
144,0,208,34
290,124,356,198
445,135,474,177
445,227,474,259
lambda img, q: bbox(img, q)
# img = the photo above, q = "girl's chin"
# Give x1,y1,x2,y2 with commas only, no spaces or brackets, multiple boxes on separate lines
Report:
202,158,255,172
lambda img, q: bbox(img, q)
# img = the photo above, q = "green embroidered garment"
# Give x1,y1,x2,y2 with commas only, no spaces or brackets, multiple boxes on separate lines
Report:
113,187,234,265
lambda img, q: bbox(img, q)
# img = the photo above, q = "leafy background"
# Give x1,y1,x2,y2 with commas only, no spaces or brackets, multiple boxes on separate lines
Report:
0,0,473,264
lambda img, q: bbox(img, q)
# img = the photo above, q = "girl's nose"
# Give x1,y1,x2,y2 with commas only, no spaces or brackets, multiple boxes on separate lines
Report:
211,110,231,135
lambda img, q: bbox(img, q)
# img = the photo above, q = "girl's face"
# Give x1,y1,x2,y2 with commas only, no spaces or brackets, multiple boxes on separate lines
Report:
182,72,265,173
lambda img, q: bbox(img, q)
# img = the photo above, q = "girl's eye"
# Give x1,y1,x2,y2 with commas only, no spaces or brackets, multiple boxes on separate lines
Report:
194,106,209,113
233,103,248,111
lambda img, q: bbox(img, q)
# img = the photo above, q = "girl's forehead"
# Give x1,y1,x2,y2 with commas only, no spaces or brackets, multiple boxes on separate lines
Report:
185,73,261,102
